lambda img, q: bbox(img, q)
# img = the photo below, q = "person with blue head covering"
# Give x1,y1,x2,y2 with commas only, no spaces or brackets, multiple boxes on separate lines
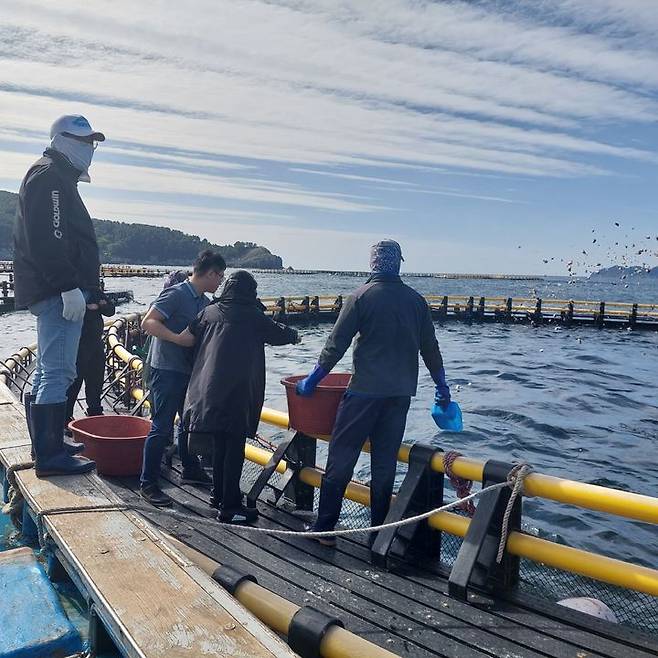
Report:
369,239,404,275
296,240,452,546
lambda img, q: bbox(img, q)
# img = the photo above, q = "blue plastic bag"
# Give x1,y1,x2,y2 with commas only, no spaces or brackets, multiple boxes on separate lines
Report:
431,400,463,432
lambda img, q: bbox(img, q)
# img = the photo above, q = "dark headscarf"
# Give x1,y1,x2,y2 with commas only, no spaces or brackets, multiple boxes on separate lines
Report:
369,239,404,275
217,270,265,310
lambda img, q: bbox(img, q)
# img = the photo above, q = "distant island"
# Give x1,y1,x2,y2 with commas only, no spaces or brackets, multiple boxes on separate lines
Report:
589,265,658,280
0,190,283,268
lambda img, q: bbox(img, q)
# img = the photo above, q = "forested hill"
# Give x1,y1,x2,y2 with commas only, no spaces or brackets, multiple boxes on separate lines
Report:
0,190,283,268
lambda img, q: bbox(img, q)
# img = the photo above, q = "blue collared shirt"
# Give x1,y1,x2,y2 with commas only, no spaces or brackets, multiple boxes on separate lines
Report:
147,281,210,374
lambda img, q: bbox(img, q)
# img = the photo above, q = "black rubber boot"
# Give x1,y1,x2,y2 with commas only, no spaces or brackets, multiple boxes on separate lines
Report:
24,392,36,460
26,393,85,455
62,436,85,455
31,403,96,478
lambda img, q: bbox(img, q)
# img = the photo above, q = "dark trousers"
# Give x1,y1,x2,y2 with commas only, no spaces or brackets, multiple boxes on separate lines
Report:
140,367,197,485
211,431,247,511
313,394,411,532
65,329,105,420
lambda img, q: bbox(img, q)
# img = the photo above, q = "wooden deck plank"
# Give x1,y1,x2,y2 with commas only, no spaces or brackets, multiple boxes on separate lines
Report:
113,465,629,658
111,478,455,658
152,475,556,658
147,459,658,658
161,466,651,658
0,386,295,658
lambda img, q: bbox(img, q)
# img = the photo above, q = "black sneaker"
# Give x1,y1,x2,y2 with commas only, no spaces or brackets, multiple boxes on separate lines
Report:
304,524,337,547
181,466,212,487
218,505,258,524
140,483,173,507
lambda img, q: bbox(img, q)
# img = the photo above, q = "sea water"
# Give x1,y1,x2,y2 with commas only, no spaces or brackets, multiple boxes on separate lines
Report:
1,271,657,573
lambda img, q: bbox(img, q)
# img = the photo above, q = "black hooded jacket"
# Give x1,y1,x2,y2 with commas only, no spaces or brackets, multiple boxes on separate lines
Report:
183,271,298,443
13,148,101,309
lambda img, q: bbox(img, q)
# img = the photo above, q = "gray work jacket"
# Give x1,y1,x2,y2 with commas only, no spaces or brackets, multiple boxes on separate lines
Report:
318,274,444,397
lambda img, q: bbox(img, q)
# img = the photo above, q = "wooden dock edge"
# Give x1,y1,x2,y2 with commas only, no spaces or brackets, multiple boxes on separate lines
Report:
0,383,296,658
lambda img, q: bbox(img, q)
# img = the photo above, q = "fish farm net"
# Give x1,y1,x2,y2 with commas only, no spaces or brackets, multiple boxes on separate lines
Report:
3,331,657,640
249,432,658,637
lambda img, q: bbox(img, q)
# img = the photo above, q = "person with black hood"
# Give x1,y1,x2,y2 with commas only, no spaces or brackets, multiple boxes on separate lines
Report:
64,289,116,427
13,114,104,478
176,270,299,523
296,240,451,546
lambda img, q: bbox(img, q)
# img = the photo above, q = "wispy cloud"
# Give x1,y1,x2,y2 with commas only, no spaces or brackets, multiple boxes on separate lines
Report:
0,0,656,270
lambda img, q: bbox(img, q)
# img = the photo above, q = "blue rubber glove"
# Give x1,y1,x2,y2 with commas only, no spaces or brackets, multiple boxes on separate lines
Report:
296,364,329,397
431,367,451,410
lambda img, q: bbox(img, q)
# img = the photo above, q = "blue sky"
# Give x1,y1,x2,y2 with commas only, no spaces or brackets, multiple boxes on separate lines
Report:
0,0,657,273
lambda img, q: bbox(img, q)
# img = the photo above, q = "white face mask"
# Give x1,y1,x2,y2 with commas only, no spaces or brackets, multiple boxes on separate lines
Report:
50,134,95,182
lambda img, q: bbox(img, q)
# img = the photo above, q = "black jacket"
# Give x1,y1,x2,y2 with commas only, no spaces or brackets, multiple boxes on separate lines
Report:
79,290,116,347
183,273,298,446
13,148,101,309
319,273,444,397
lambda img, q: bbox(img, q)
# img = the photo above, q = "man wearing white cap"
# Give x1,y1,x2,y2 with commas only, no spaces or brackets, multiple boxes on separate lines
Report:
13,115,105,477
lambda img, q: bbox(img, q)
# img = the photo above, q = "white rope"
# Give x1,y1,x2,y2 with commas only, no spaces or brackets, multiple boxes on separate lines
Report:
38,478,518,539
496,462,532,563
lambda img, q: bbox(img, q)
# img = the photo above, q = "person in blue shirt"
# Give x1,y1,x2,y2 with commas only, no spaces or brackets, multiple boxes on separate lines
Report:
139,250,226,507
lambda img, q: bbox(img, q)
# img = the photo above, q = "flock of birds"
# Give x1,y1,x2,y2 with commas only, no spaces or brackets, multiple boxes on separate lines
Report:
522,221,658,285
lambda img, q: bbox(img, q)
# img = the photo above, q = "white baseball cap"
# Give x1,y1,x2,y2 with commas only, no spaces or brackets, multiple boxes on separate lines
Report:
50,115,105,142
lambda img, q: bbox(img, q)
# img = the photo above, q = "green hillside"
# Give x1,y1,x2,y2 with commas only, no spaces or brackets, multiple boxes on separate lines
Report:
0,190,283,268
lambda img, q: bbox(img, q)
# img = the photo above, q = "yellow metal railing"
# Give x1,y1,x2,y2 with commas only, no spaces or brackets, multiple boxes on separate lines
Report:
100,316,658,599
260,408,658,525
257,294,658,321
297,466,658,597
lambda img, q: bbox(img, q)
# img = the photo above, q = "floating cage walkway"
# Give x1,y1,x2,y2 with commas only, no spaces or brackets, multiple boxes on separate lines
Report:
250,268,544,280
2,315,658,657
0,270,133,315
260,294,658,330
0,260,173,279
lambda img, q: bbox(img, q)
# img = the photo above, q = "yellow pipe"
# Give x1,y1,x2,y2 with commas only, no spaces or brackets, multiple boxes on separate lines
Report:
167,534,399,658
259,407,290,429
504,532,658,597
106,318,658,526
426,513,658,596
300,468,371,506
521,473,658,524
299,464,658,597
130,387,285,474
245,444,287,474
235,581,298,636
260,407,658,524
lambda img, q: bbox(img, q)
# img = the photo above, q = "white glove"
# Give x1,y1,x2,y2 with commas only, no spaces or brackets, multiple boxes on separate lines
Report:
61,288,86,323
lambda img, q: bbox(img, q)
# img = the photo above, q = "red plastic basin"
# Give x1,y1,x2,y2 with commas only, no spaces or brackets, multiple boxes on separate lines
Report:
281,373,351,436
68,415,152,476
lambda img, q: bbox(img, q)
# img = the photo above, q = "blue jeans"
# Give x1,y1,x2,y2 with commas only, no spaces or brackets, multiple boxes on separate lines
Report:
140,367,196,485
29,294,85,405
313,394,411,532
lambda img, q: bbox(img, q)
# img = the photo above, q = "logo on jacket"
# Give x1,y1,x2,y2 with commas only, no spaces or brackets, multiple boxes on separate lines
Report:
51,190,62,239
